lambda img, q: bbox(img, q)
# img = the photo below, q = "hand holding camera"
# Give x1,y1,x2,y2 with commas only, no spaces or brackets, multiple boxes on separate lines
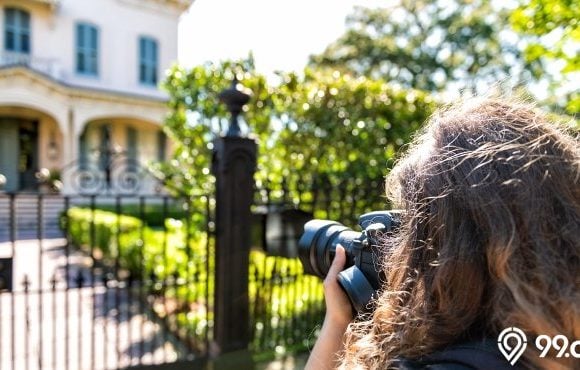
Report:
298,211,400,313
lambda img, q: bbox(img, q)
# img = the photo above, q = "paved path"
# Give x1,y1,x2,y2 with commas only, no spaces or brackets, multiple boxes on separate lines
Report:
0,238,189,370
256,353,309,370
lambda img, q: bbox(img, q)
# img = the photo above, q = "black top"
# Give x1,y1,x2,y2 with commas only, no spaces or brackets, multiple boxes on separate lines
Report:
393,339,526,370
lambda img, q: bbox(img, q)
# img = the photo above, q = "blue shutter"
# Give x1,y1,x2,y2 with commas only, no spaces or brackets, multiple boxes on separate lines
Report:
4,8,30,54
89,26,98,74
139,37,146,83
75,24,85,72
76,23,98,75
139,37,158,85
150,40,158,84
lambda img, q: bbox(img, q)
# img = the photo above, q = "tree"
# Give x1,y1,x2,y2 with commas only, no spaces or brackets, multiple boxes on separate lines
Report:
273,68,434,181
310,0,537,93
157,60,435,218
510,0,579,114
271,68,435,219
155,58,278,197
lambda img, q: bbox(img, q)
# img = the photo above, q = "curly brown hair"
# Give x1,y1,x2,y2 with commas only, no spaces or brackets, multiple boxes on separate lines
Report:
340,98,580,369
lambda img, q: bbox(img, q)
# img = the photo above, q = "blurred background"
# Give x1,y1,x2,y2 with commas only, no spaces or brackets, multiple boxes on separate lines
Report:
0,0,577,369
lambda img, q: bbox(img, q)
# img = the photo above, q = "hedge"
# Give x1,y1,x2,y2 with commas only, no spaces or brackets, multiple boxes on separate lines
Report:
63,207,325,355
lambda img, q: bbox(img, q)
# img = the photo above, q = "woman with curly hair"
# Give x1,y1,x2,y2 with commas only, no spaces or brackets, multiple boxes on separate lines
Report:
305,97,580,370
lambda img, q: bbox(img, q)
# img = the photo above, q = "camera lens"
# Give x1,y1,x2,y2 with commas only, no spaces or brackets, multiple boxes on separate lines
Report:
298,220,361,278
298,211,399,313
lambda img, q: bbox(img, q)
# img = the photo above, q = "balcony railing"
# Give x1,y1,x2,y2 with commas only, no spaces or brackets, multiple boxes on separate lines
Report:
0,52,63,81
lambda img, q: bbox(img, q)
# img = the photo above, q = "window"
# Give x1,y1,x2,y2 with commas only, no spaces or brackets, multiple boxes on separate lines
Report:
139,36,158,86
76,23,98,75
4,8,31,54
126,127,138,172
79,129,88,170
98,125,111,171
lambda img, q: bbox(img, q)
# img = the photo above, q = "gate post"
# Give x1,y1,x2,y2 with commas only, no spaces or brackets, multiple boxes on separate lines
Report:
211,78,256,355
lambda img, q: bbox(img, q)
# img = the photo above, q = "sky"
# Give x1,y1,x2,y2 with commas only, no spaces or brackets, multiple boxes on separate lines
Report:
178,0,386,78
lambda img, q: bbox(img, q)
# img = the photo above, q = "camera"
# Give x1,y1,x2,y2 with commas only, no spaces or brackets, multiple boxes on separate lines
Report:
298,211,400,313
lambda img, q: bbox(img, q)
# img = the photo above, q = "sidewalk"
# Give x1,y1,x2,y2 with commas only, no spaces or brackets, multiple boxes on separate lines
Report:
0,237,314,370
256,352,309,370
0,238,188,370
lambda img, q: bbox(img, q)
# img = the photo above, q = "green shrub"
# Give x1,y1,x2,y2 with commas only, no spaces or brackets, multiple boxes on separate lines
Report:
249,250,325,356
64,208,207,275
63,207,324,357
65,208,143,268
79,203,188,227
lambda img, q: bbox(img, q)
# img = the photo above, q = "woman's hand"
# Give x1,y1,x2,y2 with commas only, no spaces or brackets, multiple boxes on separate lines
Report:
305,245,354,370
323,244,354,329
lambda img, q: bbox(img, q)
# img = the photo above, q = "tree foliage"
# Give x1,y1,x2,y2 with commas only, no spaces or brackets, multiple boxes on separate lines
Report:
309,0,537,93
273,68,434,183
510,0,579,114
511,0,579,72
156,58,277,197
158,0,579,209
158,59,435,205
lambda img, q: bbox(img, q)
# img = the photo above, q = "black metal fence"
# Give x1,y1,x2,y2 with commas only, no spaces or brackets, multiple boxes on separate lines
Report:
253,175,388,256
257,175,387,219
249,253,324,359
0,193,213,370
248,175,388,357
0,173,387,369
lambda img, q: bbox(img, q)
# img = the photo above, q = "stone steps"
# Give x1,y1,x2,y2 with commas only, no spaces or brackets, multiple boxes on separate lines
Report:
0,194,66,241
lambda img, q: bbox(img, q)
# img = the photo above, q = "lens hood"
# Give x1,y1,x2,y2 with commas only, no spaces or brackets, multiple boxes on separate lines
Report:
298,220,344,277
337,265,376,313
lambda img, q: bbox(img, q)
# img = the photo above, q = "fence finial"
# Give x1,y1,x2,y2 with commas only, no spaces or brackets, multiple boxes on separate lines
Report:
218,76,252,137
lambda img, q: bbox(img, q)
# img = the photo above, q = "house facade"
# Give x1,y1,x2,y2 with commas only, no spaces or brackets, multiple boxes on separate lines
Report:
0,0,192,194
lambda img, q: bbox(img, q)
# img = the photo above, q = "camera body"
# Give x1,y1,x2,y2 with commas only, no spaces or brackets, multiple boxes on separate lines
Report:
298,211,400,313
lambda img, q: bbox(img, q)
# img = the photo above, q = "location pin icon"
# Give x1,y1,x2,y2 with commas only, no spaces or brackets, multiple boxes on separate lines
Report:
498,327,528,366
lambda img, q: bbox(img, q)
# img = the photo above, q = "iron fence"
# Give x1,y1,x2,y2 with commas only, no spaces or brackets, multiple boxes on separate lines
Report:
0,192,214,370
255,174,388,225
0,173,386,368
249,253,324,359
248,175,388,357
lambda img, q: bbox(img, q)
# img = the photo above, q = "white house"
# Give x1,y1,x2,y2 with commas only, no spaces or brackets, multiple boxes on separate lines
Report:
0,0,193,194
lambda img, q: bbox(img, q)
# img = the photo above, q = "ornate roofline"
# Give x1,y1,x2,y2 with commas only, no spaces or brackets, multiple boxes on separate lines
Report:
166,0,195,12
18,0,60,11
118,0,195,14
0,65,168,106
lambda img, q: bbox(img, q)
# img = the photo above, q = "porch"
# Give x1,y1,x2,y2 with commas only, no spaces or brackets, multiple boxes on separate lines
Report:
0,66,169,196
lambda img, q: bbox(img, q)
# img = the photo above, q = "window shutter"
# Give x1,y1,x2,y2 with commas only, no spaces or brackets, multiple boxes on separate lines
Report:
4,8,31,54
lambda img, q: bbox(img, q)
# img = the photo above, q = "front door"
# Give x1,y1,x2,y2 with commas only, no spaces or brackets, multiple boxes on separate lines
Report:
18,120,39,191
0,118,38,192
